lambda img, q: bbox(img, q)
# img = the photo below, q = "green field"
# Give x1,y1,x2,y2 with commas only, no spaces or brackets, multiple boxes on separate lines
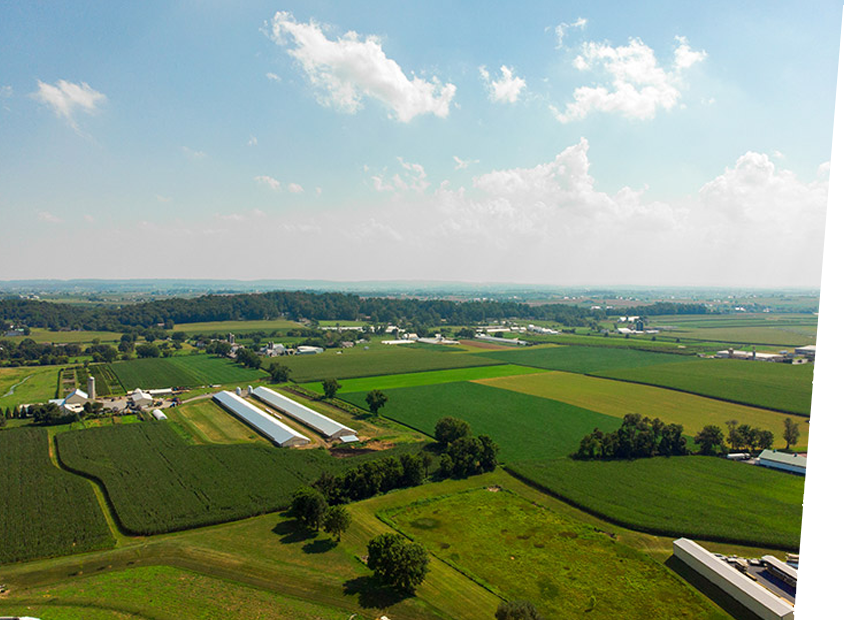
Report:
172,319,303,334
166,398,270,444
473,345,694,374
385,489,729,620
278,345,503,383
109,354,267,390
88,363,125,396
302,364,547,394
56,422,427,535
511,456,804,550
595,358,814,415
343,381,620,459
0,428,114,564
477,371,810,449
24,328,123,344
0,365,59,408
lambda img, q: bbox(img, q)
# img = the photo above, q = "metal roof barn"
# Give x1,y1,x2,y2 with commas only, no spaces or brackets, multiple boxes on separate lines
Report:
151,409,168,421
673,538,794,620
213,391,309,447
252,386,356,440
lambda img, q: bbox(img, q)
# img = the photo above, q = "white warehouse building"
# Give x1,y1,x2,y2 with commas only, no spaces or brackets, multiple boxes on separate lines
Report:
757,450,807,476
252,386,356,441
213,391,309,448
673,538,794,620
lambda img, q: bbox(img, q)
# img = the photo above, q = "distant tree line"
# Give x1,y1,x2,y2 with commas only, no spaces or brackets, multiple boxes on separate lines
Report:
0,291,641,332
614,302,710,317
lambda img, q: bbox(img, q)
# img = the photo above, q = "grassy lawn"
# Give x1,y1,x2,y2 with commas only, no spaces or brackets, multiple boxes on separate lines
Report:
473,345,695,374
0,427,114,564
0,365,59,408
302,363,547,394
384,488,730,620
595,358,814,416
109,354,267,390
342,381,621,459
23,328,123,344
511,455,804,550
277,345,503,383
476,370,810,450
165,398,270,444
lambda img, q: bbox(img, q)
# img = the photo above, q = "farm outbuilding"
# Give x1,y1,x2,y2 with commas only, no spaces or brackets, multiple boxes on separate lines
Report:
251,386,356,440
213,391,309,448
63,388,88,406
151,409,168,421
757,450,807,475
672,538,794,620
130,388,153,407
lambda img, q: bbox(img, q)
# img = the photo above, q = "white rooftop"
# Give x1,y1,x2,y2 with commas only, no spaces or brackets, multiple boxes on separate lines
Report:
213,391,309,447
252,386,355,439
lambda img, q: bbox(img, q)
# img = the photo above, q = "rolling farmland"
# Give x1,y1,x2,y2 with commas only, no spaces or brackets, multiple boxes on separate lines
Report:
510,456,804,550
595,358,813,416
0,365,58,408
476,370,810,448
386,489,730,620
0,428,114,564
172,319,303,335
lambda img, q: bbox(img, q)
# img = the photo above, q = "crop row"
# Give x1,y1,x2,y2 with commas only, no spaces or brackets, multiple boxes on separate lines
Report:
0,428,114,564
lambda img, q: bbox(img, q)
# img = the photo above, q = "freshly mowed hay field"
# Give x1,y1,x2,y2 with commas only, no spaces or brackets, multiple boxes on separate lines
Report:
0,428,114,564
109,354,267,390
3,565,350,620
476,371,810,449
166,398,269,444
0,365,58,408
302,363,547,394
595,358,813,416
473,345,695,374
56,422,428,535
279,345,503,383
385,489,729,620
511,456,803,550
24,328,122,344
172,318,303,334
343,382,621,459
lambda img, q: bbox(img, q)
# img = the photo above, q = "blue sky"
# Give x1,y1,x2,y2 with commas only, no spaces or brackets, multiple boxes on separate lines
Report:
1,1,840,286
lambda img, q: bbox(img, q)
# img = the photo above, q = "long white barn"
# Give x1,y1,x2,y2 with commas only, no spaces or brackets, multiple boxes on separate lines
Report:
213,390,309,448
252,386,356,440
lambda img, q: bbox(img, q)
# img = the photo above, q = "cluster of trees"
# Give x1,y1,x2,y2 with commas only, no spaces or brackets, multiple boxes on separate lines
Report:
367,533,429,593
234,347,262,369
268,362,291,383
0,338,78,366
694,418,801,455
496,601,545,620
573,414,687,460
313,452,432,504
435,417,499,477
288,487,352,540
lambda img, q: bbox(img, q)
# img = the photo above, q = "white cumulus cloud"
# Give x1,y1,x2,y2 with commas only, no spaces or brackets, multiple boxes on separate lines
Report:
479,65,526,104
38,211,63,224
552,18,587,49
454,155,479,170
254,175,281,191
554,36,706,123
32,79,106,129
268,11,456,122
288,182,304,193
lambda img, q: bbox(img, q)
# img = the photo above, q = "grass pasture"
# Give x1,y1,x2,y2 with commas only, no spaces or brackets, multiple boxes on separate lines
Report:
343,382,620,460
277,345,503,383
385,489,729,620
166,398,269,444
0,427,114,564
24,328,122,344
0,365,59,408
596,358,814,416
302,363,547,394
476,371,809,449
473,345,694,375
511,456,804,550
109,354,267,390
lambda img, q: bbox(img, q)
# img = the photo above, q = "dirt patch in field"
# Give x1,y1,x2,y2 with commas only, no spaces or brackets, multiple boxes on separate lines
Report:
459,339,513,351
329,440,396,458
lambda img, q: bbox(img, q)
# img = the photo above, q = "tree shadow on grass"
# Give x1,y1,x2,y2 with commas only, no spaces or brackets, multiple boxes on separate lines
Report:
342,576,412,609
272,517,317,545
302,538,338,554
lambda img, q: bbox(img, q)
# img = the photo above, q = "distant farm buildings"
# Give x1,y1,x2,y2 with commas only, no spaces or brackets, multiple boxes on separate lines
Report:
213,390,309,447
757,450,807,476
260,342,289,357
477,334,528,346
672,538,794,620
715,345,815,364
794,345,816,360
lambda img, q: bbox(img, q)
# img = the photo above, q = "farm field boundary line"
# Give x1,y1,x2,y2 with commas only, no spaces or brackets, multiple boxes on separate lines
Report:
582,371,810,417
502,465,799,553
3,598,161,620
